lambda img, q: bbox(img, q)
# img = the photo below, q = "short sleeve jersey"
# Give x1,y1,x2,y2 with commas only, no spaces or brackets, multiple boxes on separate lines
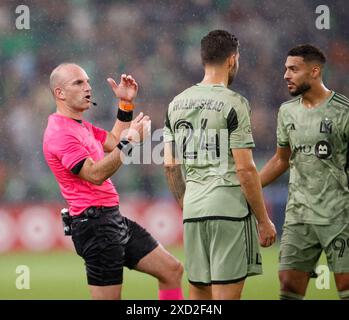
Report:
277,92,349,224
163,83,255,221
43,113,119,216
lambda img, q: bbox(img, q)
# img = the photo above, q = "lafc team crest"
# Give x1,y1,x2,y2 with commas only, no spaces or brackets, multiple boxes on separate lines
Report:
320,118,332,134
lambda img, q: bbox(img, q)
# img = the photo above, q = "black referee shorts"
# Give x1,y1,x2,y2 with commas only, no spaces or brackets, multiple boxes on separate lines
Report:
71,206,158,286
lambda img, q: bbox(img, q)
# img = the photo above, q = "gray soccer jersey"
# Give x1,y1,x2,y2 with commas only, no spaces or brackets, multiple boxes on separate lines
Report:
277,92,349,224
163,83,254,221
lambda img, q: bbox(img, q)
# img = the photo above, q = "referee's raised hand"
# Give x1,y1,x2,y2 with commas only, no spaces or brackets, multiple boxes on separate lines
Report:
107,74,138,102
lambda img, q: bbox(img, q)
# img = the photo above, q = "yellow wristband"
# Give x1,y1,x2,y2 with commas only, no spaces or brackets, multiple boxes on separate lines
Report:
119,100,135,111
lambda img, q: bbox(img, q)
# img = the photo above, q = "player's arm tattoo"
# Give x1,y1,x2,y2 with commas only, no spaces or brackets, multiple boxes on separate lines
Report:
164,165,186,209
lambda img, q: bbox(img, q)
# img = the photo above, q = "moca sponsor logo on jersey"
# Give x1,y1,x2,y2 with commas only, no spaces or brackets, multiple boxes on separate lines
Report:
293,144,312,155
293,140,332,159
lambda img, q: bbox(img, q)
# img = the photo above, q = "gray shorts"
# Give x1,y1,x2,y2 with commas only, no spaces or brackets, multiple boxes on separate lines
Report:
184,214,262,285
279,222,349,273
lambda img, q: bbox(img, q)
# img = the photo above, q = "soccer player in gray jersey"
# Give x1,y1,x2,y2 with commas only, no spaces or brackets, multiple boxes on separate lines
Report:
163,30,276,300
260,44,349,300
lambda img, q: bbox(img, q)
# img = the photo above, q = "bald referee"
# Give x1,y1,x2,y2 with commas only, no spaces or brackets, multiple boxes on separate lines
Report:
43,63,183,300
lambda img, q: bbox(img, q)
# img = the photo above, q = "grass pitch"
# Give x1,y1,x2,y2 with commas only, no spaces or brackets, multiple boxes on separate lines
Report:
0,245,338,300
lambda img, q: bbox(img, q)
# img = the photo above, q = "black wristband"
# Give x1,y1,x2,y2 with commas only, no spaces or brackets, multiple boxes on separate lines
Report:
117,138,133,156
117,109,133,122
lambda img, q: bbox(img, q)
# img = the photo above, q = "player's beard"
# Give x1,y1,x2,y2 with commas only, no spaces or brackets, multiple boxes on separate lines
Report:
289,82,311,96
228,63,238,86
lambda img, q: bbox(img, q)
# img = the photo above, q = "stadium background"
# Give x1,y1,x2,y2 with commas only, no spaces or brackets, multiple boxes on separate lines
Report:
0,0,348,299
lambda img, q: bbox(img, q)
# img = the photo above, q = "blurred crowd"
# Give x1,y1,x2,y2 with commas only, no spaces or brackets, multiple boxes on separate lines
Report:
0,0,348,203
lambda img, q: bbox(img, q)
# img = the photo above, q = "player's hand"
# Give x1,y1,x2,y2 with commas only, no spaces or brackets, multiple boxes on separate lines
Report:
107,74,138,103
257,219,277,247
125,112,151,143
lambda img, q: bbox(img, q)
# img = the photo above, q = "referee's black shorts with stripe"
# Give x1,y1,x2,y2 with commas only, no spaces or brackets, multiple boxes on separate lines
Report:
71,206,158,286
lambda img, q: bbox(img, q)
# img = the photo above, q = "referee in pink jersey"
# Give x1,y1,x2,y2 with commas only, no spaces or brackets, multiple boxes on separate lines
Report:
43,63,183,300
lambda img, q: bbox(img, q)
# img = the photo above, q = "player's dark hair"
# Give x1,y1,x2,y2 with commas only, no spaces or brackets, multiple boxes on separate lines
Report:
288,44,326,65
201,30,239,65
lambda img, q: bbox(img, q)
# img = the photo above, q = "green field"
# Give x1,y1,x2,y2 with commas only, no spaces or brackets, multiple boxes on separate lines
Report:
0,245,339,300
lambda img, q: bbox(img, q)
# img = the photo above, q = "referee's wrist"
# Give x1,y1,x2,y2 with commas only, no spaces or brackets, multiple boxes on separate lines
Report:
119,100,135,112
117,108,133,122
117,137,133,156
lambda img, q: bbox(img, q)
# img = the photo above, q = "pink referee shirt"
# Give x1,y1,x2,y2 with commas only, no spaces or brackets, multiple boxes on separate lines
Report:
43,113,119,216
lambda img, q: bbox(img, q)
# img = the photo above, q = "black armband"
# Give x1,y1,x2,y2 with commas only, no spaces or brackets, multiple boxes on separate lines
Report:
71,158,86,175
117,138,133,156
117,109,133,122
